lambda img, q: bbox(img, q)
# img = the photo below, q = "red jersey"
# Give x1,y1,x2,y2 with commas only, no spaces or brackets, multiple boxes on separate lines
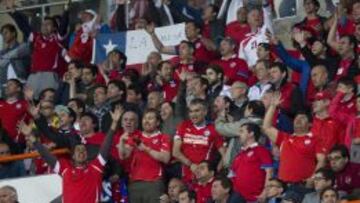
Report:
162,80,179,102
176,38,217,64
81,132,106,146
30,32,62,73
334,162,360,193
0,99,29,143
126,131,171,181
54,155,106,203
304,17,323,36
231,143,273,201
311,116,343,154
68,28,93,64
335,58,354,81
279,82,298,114
212,55,250,85
192,178,215,203
276,132,324,183
225,21,251,45
174,120,224,182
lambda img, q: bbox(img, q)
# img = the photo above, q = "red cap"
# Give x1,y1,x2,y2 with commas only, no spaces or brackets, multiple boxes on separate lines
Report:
314,91,332,100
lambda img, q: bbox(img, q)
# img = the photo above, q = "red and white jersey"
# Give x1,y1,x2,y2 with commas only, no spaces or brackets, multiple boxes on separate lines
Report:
29,32,63,73
0,99,29,143
238,5,273,67
126,131,171,181
174,120,224,182
54,155,106,203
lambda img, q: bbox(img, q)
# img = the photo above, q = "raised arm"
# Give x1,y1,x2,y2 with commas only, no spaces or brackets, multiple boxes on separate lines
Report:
146,23,177,55
261,0,274,34
262,92,281,143
327,13,339,52
99,106,122,160
19,121,58,169
6,1,32,40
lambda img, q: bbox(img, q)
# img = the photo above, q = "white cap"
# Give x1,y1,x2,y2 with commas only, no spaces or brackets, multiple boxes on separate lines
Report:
83,9,97,17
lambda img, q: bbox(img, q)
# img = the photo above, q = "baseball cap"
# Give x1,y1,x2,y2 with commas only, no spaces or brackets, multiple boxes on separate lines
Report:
55,105,77,120
314,91,332,101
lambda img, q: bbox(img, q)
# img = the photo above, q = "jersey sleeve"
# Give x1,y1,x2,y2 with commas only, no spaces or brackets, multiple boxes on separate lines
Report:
275,131,289,147
174,122,186,141
259,147,273,169
89,155,106,174
160,134,172,152
53,159,70,176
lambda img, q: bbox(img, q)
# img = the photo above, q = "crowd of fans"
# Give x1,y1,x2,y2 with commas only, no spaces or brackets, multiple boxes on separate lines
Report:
0,0,360,202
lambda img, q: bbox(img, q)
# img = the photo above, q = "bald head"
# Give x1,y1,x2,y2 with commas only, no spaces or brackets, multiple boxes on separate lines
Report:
311,65,328,89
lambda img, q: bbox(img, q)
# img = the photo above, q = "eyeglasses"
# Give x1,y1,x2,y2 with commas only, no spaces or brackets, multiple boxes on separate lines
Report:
328,156,343,161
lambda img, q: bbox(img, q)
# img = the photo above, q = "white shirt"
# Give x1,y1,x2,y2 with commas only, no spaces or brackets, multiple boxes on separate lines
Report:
238,4,273,67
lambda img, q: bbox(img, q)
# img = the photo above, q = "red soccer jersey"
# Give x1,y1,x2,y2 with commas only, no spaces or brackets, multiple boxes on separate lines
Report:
335,58,354,81
225,21,251,45
126,131,171,181
68,28,93,64
212,55,250,85
189,38,218,64
231,144,273,201
0,99,29,143
54,155,106,203
276,132,324,183
334,162,360,193
311,116,343,154
162,80,179,102
304,18,323,36
30,32,62,73
192,178,215,203
174,120,224,182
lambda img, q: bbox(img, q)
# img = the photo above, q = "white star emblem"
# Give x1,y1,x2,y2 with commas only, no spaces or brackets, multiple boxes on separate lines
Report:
103,40,118,55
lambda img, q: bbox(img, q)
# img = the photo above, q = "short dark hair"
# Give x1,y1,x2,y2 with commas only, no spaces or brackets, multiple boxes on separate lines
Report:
83,64,98,76
7,79,23,91
192,75,209,92
109,80,126,93
199,160,216,172
180,40,195,51
143,108,161,123
270,62,289,87
44,16,59,30
81,112,99,132
39,88,56,100
338,77,357,94
241,123,261,141
315,168,335,185
94,84,107,93
320,187,339,201
329,145,350,159
67,98,86,114
1,24,17,39
269,178,287,191
157,60,173,72
214,175,233,191
207,64,224,82
246,100,265,118
68,59,85,69
340,34,358,54
295,110,313,123
179,188,196,201
127,84,142,95
189,98,208,109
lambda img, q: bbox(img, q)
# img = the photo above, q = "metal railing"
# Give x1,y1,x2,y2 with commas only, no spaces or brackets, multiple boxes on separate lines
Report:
0,148,69,163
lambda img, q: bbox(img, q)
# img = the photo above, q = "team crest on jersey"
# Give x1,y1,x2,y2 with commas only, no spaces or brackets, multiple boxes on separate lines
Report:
345,176,352,184
196,42,201,49
230,62,236,68
16,104,22,109
188,65,194,71
152,139,159,144
247,151,254,157
170,81,176,87
204,130,210,137
41,43,46,49
304,139,311,145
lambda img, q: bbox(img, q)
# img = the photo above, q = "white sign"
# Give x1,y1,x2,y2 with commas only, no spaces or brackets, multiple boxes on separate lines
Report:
125,23,186,64
0,174,62,203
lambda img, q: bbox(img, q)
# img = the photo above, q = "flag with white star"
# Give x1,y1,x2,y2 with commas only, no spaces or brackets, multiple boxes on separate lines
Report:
92,32,126,64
